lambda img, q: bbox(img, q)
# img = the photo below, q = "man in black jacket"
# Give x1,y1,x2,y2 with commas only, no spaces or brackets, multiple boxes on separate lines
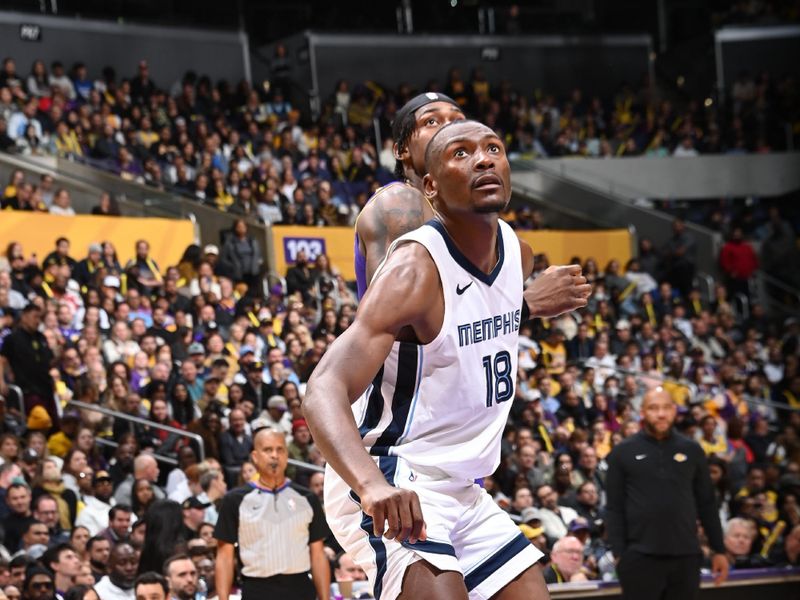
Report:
0,304,57,425
606,388,728,599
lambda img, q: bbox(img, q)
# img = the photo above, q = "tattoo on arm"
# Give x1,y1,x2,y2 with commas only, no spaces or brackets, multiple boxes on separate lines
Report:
381,206,426,244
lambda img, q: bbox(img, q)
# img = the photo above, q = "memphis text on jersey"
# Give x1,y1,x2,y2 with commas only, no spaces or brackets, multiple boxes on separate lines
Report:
457,309,521,348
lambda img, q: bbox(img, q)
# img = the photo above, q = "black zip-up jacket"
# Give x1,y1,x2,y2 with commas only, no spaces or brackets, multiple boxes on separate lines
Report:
606,429,725,558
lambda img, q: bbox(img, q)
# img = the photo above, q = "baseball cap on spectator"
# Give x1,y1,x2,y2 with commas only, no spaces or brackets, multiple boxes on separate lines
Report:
26,544,48,560
240,345,256,358
203,245,219,256
93,470,112,484
62,409,81,422
615,319,631,330
292,418,308,434
267,395,288,411
182,496,211,510
569,517,590,533
519,507,543,524
247,361,264,372
250,417,272,432
519,524,545,540
188,342,205,355
103,275,120,288
26,405,53,431
204,376,221,385
21,448,39,464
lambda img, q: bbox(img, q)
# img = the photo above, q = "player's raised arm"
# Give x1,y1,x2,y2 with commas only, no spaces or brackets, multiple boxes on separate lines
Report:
357,184,434,287
304,241,442,543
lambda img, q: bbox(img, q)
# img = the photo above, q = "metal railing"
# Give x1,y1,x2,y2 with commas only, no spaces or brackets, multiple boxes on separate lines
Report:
69,400,205,461
694,272,716,305
70,400,323,472
288,458,325,474
94,437,178,467
751,269,800,317
6,384,25,420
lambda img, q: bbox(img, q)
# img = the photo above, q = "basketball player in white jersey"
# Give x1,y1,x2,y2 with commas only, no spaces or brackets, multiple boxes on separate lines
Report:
304,120,573,599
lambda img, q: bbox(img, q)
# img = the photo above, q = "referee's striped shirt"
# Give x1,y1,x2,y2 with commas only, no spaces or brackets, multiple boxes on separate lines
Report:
214,480,329,578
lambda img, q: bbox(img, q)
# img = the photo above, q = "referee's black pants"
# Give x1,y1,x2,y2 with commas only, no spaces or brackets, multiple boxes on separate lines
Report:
617,550,702,600
241,573,315,600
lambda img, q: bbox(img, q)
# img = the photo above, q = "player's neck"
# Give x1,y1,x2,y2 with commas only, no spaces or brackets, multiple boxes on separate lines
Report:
404,170,424,190
436,212,499,274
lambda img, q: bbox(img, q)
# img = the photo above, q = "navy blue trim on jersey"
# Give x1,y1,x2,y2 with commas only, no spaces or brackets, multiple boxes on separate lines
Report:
358,367,385,438
427,219,505,286
401,538,457,556
358,511,387,600
370,343,420,456
464,533,530,591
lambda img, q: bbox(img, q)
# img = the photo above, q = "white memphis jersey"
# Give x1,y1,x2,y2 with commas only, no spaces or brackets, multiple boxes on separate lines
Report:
353,218,522,482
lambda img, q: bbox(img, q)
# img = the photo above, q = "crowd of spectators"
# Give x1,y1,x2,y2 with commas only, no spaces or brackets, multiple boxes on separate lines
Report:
1,52,797,229
0,184,798,598
0,54,798,598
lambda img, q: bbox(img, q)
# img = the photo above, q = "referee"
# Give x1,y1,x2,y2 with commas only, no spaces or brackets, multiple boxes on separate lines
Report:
606,388,729,600
214,426,330,600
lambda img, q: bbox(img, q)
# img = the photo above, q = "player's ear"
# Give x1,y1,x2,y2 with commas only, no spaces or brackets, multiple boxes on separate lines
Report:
393,141,406,161
423,173,437,202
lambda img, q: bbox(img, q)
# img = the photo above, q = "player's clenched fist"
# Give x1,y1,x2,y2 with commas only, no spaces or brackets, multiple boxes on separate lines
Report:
525,264,592,318
361,482,427,544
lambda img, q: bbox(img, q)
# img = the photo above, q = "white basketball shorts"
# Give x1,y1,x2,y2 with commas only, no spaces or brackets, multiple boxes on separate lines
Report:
324,457,543,600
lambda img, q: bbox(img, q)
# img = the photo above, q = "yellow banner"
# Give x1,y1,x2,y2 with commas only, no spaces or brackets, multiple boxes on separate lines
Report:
273,225,631,280
272,225,357,280
0,212,194,270
516,228,631,269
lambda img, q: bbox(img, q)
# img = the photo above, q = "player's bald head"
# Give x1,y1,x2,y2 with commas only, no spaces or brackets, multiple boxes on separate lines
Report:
424,119,494,173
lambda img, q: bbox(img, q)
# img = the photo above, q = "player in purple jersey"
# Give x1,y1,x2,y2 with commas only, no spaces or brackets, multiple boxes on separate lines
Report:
355,92,464,298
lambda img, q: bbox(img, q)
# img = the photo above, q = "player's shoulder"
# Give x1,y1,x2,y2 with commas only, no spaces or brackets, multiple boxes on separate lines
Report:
363,182,425,215
365,240,440,312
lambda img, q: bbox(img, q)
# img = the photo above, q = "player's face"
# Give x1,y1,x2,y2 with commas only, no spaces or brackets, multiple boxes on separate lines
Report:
403,102,465,177
425,121,510,215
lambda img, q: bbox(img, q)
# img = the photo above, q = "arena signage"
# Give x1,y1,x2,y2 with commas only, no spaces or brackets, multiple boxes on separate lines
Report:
19,23,42,42
282,236,327,264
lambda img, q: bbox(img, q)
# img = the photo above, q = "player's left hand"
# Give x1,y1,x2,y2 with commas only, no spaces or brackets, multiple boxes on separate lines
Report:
524,264,592,318
710,553,729,585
